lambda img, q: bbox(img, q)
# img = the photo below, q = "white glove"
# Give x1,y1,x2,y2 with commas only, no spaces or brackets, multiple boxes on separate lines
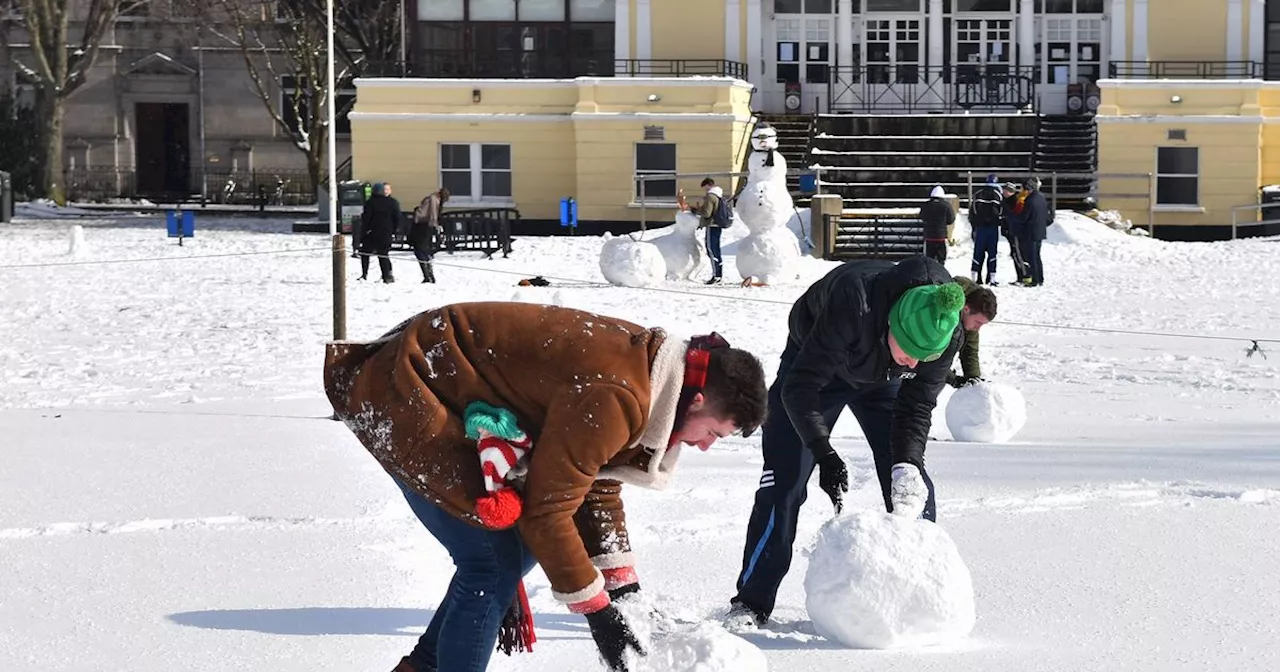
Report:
890,463,927,519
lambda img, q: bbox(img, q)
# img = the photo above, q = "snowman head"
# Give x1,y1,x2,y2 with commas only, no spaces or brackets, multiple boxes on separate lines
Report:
751,124,779,152
673,210,701,235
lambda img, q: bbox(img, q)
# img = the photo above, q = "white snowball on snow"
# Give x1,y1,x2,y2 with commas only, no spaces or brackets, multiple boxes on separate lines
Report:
736,226,800,285
67,224,87,257
615,596,768,672
944,381,1027,443
599,233,666,288
804,511,975,650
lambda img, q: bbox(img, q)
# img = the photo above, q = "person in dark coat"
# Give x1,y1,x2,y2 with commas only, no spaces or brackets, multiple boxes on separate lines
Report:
946,275,999,388
1000,182,1029,284
728,255,995,628
968,174,1004,285
1010,176,1049,286
411,187,449,284
920,185,955,264
359,182,401,283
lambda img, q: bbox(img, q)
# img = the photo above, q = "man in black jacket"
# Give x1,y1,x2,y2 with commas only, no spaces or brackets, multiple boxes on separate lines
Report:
359,182,401,283
729,255,984,627
920,185,955,264
1011,176,1049,286
1001,182,1029,284
968,174,1004,285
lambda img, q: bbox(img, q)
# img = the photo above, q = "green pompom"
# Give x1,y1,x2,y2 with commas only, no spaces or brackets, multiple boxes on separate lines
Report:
464,401,524,441
936,282,966,313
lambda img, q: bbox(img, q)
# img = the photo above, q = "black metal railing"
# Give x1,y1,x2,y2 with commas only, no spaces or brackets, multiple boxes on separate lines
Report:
62,167,318,205
614,59,748,79
1108,61,1263,79
393,207,517,259
417,49,615,78
827,65,1036,113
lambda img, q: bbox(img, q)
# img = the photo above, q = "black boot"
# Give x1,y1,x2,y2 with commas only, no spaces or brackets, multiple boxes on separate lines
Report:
359,255,370,281
419,261,436,283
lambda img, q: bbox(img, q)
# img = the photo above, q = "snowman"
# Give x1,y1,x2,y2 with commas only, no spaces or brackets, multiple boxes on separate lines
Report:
734,123,801,287
651,210,705,281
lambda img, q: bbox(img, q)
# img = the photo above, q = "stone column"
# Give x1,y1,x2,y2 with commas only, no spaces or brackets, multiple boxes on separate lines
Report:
1132,0,1148,62
1019,0,1036,71
836,0,854,108
1228,0,1244,63
1251,0,1267,71
928,0,944,76
726,0,742,66
614,0,631,66
1109,0,1126,66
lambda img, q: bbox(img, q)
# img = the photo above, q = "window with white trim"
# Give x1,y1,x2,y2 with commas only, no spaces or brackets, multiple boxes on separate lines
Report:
635,142,676,200
1155,147,1198,207
440,143,512,202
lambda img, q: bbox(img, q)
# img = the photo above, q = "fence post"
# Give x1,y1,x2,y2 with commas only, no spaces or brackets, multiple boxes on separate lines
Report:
1232,207,1238,241
639,177,647,234
966,172,973,210
1051,172,1058,214
1146,172,1156,237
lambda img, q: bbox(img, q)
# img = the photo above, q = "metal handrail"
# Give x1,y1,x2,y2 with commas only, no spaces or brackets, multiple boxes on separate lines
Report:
964,170,1155,234
1108,61,1263,79
827,65,1036,113
1230,201,1280,240
634,168,825,232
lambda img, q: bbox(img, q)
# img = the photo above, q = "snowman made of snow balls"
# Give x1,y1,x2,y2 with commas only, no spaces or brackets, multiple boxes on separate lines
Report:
734,123,801,287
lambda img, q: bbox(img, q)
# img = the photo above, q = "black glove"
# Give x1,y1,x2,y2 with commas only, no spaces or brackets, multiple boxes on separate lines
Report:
808,438,849,513
960,376,985,387
584,604,645,672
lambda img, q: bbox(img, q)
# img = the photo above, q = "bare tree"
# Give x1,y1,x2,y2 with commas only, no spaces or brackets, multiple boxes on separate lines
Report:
210,0,355,197
0,0,149,202
296,0,404,76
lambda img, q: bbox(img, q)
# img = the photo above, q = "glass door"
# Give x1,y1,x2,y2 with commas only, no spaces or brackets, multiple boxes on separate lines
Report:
953,18,1013,82
862,17,922,84
770,14,834,113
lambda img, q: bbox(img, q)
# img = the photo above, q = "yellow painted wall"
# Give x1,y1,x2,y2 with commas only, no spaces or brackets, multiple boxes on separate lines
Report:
649,0,725,61
350,77,755,223
1146,1,1228,62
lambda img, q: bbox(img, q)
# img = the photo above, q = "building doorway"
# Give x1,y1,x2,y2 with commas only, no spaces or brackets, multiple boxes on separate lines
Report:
134,103,191,197
767,12,834,114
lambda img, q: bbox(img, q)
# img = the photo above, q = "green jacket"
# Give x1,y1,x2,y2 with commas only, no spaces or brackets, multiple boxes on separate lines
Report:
951,275,981,379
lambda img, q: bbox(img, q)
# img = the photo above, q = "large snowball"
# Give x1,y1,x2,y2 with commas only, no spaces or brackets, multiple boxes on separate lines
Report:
600,235,666,288
616,595,768,672
804,511,975,650
944,381,1027,443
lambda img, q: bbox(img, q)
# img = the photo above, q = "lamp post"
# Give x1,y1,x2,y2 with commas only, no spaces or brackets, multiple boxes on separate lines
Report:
327,0,346,340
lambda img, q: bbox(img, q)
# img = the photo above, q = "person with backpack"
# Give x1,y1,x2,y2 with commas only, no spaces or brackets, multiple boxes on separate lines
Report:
678,178,730,284
968,174,1004,285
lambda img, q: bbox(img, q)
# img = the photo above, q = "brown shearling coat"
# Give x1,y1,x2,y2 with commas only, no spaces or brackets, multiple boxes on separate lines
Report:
323,302,689,605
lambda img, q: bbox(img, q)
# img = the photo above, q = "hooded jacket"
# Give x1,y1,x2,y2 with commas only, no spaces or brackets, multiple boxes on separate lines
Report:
696,186,727,228
920,187,955,241
781,256,961,468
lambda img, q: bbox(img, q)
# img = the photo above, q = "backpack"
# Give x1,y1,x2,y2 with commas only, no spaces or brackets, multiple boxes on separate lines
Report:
709,193,733,228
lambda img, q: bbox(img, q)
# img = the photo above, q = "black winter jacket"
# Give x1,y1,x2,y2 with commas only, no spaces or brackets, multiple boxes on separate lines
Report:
360,194,402,253
920,198,955,240
1012,190,1050,241
969,185,1004,229
781,255,962,469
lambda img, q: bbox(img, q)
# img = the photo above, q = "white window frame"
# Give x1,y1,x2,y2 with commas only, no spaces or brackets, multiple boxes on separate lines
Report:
438,142,514,205
1154,146,1200,209
633,141,677,203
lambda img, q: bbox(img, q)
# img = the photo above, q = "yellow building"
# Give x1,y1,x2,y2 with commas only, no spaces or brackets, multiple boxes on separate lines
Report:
348,0,1280,239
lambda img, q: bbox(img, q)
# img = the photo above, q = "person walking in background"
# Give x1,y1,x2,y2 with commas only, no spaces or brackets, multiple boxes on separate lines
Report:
920,185,954,264
968,174,1004,285
1010,177,1049,287
359,182,400,283
1001,182,1029,285
411,187,449,284
678,178,730,284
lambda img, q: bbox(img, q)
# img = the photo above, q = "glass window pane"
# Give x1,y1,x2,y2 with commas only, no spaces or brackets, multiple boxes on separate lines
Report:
1156,177,1198,205
637,178,676,199
470,0,516,20
1157,147,1197,175
805,0,832,12
1044,0,1072,12
481,171,512,198
775,0,802,12
570,0,614,21
957,0,1010,10
866,0,919,11
481,144,510,169
1077,0,1104,12
420,0,464,20
442,171,472,196
520,0,565,20
635,143,676,171
441,144,471,169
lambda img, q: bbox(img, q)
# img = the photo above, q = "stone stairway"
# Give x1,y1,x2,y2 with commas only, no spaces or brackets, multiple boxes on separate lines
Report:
1032,114,1098,210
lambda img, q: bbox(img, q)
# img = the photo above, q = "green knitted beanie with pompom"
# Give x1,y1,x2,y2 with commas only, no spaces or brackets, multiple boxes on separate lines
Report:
888,282,965,361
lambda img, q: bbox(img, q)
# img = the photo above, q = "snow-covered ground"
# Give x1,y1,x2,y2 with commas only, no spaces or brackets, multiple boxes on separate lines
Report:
1,211,1279,672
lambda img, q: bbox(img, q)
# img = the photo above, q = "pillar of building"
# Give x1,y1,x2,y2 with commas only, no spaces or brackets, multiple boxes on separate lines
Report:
836,0,854,107
1019,0,1036,71
747,0,763,89
928,0,944,75
614,0,631,65
726,0,741,65
636,0,652,60
1228,0,1244,63
1132,0,1148,62
1109,0,1127,66
1251,0,1267,70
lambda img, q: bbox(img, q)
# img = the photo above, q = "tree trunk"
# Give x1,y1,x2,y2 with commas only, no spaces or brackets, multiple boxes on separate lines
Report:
38,95,66,204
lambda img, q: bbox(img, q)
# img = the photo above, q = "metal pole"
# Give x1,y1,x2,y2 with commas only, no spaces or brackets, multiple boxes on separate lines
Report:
400,0,408,75
1051,172,1058,214
1147,173,1156,237
1232,207,1238,241
197,30,207,205
640,177,647,234
327,0,345,340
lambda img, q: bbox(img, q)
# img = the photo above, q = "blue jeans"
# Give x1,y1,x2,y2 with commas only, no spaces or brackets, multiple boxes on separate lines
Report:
971,226,999,280
397,481,538,672
704,226,723,278
733,347,936,619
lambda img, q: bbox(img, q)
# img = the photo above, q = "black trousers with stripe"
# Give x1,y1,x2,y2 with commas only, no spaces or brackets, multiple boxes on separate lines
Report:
732,348,936,620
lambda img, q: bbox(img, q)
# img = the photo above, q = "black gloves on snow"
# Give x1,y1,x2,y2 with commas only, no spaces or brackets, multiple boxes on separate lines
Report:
808,437,849,513
947,374,985,389
585,605,645,672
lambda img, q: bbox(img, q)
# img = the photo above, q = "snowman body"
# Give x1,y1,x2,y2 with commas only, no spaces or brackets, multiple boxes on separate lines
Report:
651,210,705,280
735,124,801,285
